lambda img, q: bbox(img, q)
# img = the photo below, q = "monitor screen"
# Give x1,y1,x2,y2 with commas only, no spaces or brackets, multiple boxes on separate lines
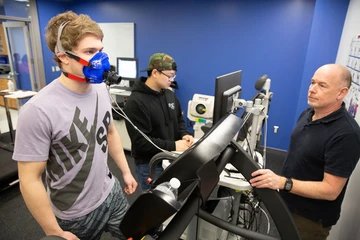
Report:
116,57,138,80
213,70,243,124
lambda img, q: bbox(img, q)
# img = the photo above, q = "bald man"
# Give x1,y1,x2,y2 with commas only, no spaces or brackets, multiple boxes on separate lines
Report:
250,64,360,240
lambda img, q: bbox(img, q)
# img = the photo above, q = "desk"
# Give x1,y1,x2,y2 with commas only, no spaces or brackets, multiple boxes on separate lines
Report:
0,77,17,109
110,89,132,111
113,119,132,151
110,88,132,151
0,90,37,151
109,88,132,103
109,88,132,96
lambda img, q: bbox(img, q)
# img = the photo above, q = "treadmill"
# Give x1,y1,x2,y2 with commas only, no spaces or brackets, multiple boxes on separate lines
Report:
0,131,18,191
120,114,301,240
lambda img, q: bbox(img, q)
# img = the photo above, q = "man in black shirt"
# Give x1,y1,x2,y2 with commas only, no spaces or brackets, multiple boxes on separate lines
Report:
250,64,360,240
124,53,194,190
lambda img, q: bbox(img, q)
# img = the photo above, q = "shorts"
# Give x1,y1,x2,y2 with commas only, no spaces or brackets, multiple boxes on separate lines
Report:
57,177,129,240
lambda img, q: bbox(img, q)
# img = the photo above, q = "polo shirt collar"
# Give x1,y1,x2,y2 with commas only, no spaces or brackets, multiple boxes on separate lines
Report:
307,102,346,123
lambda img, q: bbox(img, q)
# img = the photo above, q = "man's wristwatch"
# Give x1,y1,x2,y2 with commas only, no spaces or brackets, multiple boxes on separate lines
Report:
283,178,293,192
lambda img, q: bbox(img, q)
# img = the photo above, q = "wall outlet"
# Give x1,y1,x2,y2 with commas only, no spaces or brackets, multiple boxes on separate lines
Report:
274,126,279,133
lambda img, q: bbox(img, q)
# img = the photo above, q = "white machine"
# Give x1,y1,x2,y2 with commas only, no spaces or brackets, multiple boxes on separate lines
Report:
187,94,215,139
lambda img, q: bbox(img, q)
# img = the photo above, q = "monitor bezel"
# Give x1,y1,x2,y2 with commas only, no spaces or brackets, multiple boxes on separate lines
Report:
213,70,243,124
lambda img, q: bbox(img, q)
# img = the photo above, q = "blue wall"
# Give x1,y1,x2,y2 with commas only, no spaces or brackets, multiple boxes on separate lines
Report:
295,0,350,125
0,6,5,15
35,0,349,150
36,1,71,83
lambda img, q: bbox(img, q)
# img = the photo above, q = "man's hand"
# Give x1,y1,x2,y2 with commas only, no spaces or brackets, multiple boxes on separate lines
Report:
123,172,138,194
250,169,285,190
59,230,79,240
175,140,190,151
182,135,194,147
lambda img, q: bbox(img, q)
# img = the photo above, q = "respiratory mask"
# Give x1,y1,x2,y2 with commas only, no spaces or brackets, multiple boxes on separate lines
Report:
54,21,121,85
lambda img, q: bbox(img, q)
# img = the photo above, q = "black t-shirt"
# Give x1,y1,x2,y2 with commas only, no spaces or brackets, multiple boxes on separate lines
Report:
281,103,360,227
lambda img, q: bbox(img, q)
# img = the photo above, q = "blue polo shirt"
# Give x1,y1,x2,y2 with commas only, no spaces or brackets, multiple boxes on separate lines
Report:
281,103,360,227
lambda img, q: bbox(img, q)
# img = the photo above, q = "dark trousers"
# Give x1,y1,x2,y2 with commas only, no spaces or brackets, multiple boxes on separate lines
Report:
291,213,332,240
135,163,163,190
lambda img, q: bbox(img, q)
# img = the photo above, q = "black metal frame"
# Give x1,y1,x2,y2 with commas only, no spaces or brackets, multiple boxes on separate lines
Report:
120,114,300,240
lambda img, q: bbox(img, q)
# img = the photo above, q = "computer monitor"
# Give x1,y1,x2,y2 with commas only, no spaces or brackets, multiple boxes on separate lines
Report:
116,57,138,81
213,70,242,124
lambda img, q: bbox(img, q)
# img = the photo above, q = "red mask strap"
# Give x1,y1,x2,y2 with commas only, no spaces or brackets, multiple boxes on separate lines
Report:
62,71,87,82
65,52,91,67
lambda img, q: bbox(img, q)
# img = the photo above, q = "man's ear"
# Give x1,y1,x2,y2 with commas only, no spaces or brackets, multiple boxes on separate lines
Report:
337,87,349,100
56,53,69,65
151,69,158,78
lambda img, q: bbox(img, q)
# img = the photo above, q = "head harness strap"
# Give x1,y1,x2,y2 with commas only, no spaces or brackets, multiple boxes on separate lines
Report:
54,21,90,67
54,21,69,54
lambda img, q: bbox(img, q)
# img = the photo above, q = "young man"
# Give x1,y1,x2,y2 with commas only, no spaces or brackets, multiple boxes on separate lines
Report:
12,11,137,240
124,53,194,190
250,64,360,240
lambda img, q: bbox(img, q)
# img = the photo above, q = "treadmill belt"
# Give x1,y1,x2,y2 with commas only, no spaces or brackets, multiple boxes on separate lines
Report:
0,148,17,189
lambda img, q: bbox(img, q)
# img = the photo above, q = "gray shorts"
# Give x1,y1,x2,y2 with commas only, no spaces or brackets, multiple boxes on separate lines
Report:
57,177,129,240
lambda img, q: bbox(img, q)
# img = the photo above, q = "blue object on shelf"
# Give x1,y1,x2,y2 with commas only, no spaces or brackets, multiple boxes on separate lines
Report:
0,55,9,64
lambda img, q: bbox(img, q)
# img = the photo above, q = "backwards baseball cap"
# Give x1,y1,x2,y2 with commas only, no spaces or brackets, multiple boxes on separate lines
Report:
140,53,177,72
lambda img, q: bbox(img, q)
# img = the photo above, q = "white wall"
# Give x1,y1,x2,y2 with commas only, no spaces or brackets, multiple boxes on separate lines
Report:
335,0,360,66
98,22,135,66
330,0,360,239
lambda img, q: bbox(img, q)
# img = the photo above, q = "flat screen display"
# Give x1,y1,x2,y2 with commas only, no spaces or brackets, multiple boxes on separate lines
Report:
117,57,138,80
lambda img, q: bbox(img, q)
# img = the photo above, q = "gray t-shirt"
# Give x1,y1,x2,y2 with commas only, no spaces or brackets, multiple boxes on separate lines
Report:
13,79,115,220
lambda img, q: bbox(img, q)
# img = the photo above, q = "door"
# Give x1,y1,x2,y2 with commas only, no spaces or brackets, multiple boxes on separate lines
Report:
2,21,37,92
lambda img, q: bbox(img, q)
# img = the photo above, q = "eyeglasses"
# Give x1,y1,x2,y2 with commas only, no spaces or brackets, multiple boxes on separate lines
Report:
160,71,176,80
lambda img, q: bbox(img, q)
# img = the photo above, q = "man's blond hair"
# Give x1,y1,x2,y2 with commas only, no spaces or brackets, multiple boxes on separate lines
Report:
45,11,103,66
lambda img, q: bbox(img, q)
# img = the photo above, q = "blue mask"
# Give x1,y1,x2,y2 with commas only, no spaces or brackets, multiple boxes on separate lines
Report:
55,21,111,84
83,52,111,84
